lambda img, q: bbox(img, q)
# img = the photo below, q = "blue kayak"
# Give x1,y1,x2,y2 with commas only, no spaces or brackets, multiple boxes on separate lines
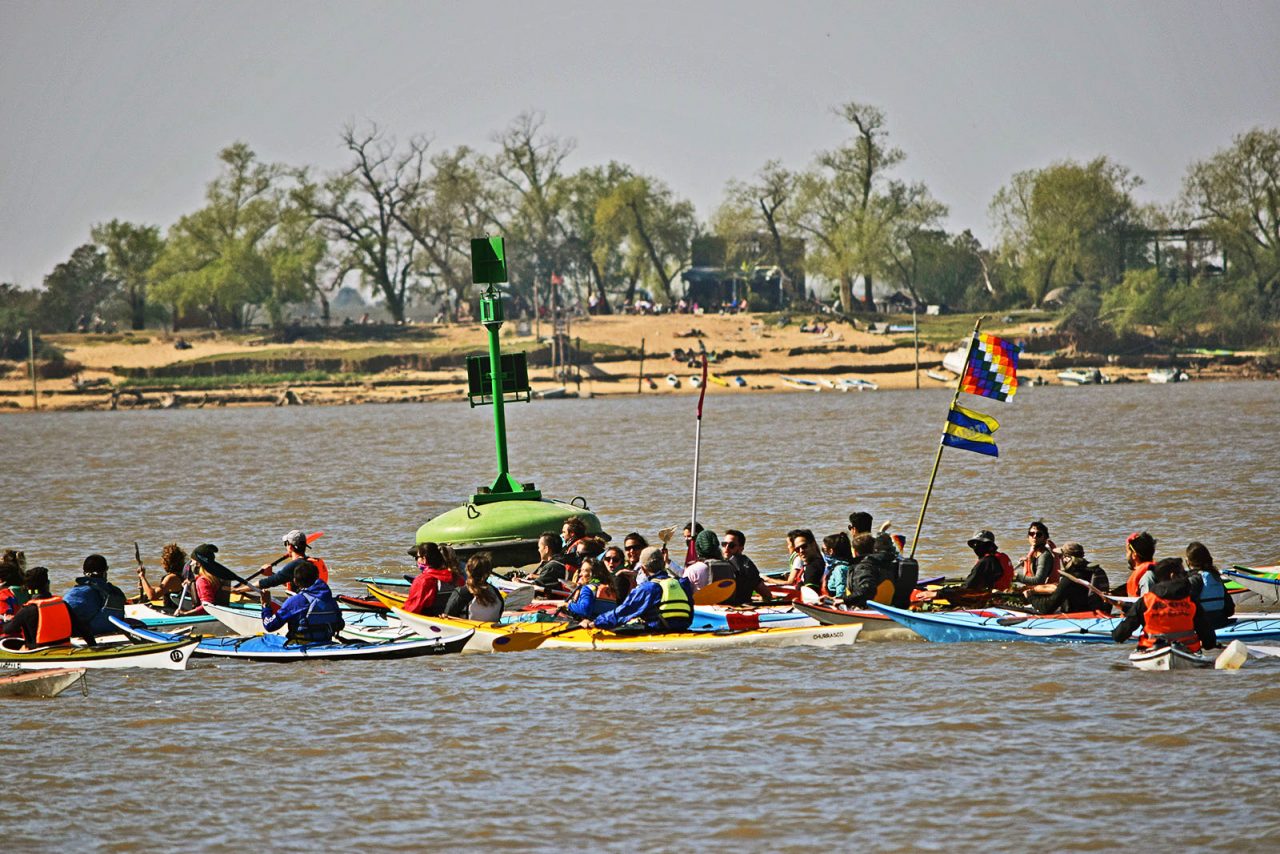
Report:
110,617,473,662
864,602,1280,644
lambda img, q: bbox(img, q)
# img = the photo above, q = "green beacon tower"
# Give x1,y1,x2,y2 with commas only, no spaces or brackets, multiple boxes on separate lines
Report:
413,237,604,566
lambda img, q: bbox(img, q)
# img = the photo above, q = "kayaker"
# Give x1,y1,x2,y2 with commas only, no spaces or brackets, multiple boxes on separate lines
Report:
133,543,187,608
517,532,569,593
841,533,897,607
63,554,127,641
559,517,589,565
257,530,327,590
0,566,74,648
1012,520,1061,588
0,560,27,619
599,545,632,597
788,531,824,592
683,530,736,592
1184,541,1235,629
563,556,618,621
1123,531,1158,597
920,531,1006,604
621,533,648,573
403,542,462,617
580,547,694,633
849,511,902,559
822,533,855,599
443,552,505,622
1025,542,1110,614
721,529,770,606
260,560,344,643
1112,557,1216,651
173,546,243,616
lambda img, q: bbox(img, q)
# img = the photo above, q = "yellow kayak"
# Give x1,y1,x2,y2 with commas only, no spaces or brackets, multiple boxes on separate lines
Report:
390,606,860,653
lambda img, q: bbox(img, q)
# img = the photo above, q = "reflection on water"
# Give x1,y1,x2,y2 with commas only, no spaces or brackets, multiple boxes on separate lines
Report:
2,381,1279,851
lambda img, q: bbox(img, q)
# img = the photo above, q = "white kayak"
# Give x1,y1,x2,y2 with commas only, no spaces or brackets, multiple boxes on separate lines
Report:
1128,645,1213,671
392,607,860,653
202,603,391,638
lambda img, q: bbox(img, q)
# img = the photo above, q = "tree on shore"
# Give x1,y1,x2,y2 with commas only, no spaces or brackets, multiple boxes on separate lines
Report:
299,124,426,324
990,157,1144,306
91,220,164,330
594,172,697,305
37,244,118,332
717,160,803,293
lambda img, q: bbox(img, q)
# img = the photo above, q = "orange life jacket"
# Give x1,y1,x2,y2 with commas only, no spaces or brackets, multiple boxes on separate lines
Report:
1138,590,1200,652
1023,543,1062,585
30,595,73,646
0,587,16,618
286,557,329,592
594,582,617,602
994,552,1016,591
1126,560,1155,597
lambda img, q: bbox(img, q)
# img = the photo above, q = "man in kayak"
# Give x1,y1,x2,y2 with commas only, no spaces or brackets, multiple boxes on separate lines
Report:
917,531,1009,605
516,532,569,593
1112,557,1216,651
63,554,127,642
841,533,897,607
1012,520,1061,588
559,517,589,564
1,566,75,647
403,542,462,616
1023,542,1111,614
579,546,693,633
1123,531,1158,597
260,560,344,643
257,530,326,590
721,529,770,606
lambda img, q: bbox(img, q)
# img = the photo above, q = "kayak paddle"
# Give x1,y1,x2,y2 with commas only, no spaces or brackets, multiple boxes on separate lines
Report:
492,623,580,653
242,531,325,585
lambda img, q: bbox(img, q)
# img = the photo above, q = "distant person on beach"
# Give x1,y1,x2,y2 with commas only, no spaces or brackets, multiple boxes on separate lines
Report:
403,542,462,616
443,552,505,622
63,554,127,641
1123,531,1158,597
1112,557,1216,651
1,567,75,647
579,547,693,633
1184,541,1234,629
260,560,343,643
721,529,769,606
257,530,328,590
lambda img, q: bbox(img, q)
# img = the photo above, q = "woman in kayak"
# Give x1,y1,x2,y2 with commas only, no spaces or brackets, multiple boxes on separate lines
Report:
1185,541,1234,628
403,542,463,616
443,552,505,622
563,557,617,621
134,543,187,608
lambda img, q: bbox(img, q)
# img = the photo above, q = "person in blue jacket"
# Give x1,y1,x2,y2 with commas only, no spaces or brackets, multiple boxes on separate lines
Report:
260,560,344,643
579,547,693,632
563,557,618,621
63,554,127,642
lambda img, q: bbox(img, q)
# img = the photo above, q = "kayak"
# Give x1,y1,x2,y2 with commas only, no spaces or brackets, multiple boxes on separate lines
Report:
201,602,390,638
0,667,86,697
1223,569,1280,606
1128,645,1213,671
124,603,220,630
113,618,473,662
689,605,816,631
0,635,197,670
391,607,861,653
791,601,924,641
865,602,1280,644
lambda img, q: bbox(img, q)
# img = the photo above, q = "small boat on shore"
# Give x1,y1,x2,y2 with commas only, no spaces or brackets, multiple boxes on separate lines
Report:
1058,367,1106,385
665,374,680,387
925,369,953,383
780,376,821,391
1147,368,1188,384
0,667,86,698
833,377,878,392
1128,645,1212,671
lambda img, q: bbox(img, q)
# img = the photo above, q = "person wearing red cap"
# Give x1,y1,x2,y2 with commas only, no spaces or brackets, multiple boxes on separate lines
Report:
1124,532,1158,597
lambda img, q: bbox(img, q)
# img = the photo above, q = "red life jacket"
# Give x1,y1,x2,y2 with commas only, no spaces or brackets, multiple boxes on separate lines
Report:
30,595,73,646
1138,590,1200,652
994,552,1016,591
1126,560,1156,597
1023,543,1062,585
0,587,16,618
594,583,617,603
311,557,329,583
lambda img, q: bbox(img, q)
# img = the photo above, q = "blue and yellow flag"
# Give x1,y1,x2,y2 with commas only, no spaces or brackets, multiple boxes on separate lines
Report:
941,404,999,457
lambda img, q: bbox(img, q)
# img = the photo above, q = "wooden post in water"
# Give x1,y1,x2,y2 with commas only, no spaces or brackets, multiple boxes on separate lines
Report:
575,336,581,393
913,303,920,389
637,337,646,393
27,328,39,411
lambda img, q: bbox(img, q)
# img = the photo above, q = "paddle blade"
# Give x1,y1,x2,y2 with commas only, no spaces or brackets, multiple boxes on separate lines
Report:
492,631,550,652
306,531,324,544
656,526,676,545
693,578,736,606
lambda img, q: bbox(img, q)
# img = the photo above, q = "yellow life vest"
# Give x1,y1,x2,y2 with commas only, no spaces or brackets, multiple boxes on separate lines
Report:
656,577,692,624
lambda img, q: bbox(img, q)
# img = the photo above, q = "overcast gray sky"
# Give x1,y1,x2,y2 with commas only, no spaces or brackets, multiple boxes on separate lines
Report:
2,0,1277,288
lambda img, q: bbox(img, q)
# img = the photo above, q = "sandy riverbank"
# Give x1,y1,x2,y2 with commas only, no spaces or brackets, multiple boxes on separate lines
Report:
1,312,1269,411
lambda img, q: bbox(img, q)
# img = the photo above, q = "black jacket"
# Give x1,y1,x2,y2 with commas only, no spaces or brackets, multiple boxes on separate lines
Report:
1112,577,1217,649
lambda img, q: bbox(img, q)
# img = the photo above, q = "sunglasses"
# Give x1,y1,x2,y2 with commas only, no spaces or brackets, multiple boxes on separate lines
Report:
624,544,641,551
603,556,622,563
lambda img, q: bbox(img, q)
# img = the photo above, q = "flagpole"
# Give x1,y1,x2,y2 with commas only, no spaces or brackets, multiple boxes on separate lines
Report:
907,315,985,559
687,352,709,566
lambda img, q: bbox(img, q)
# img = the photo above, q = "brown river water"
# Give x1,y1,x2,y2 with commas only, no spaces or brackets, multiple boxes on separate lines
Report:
2,380,1280,852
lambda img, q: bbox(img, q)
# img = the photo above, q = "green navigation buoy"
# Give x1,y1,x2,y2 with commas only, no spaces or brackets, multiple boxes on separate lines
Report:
414,237,604,566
